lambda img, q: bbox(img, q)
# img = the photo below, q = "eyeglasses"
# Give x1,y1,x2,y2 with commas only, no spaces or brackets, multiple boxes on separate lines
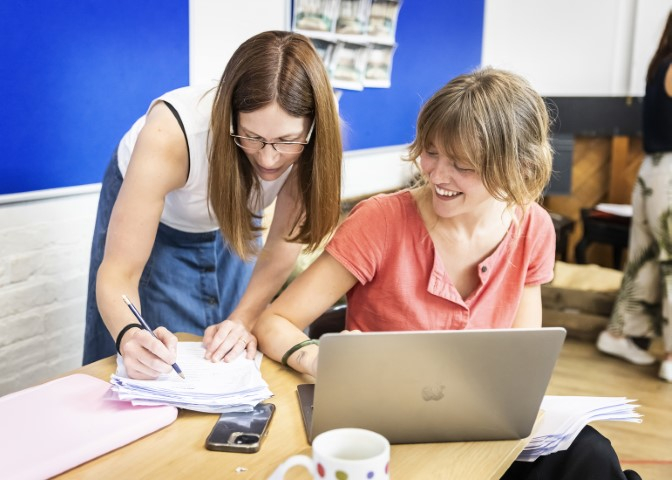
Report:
230,118,315,154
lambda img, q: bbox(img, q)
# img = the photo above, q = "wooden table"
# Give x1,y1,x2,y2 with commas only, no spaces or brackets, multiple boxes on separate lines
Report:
54,334,532,479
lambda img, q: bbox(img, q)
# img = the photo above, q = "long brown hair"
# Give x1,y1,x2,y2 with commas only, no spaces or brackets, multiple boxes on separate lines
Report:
406,67,553,209
647,10,672,84
209,31,342,259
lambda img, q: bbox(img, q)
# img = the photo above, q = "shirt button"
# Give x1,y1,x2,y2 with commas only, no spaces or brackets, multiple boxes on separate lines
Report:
481,266,487,273
207,297,218,305
203,265,215,273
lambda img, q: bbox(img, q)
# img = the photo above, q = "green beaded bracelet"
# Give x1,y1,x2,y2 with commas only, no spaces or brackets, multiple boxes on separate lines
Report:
281,339,320,367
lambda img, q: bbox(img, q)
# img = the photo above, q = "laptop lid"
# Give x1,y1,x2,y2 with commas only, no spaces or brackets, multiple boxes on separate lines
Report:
298,327,566,444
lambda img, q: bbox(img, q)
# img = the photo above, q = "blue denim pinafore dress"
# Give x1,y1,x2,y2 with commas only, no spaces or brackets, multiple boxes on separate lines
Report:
82,152,256,364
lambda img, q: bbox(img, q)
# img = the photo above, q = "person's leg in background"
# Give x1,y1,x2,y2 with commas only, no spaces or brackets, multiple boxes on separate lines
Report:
656,152,672,381
659,258,672,381
597,156,659,366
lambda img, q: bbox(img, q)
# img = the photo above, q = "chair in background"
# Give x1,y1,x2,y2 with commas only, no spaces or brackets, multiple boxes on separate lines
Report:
574,207,630,268
308,304,347,339
549,212,575,262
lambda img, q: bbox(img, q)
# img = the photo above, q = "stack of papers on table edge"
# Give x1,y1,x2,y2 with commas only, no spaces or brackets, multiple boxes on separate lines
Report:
595,203,633,218
518,396,641,462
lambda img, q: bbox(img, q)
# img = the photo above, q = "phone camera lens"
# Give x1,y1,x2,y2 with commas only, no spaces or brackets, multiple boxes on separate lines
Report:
234,434,259,445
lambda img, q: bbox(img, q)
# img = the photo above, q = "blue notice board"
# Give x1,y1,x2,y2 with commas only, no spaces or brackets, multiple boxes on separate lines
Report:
337,0,485,151
1,0,483,196
0,0,189,196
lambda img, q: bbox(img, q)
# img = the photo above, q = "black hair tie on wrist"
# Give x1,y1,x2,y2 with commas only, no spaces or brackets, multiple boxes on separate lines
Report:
115,323,144,355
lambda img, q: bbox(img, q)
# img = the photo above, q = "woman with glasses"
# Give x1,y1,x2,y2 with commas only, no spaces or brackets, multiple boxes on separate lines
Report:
83,31,342,380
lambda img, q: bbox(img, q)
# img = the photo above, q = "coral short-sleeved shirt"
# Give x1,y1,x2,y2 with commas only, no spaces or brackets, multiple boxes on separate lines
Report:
325,190,555,332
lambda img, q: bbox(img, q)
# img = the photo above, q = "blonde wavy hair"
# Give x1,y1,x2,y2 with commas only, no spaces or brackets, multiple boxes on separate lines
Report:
209,31,342,259
406,67,553,209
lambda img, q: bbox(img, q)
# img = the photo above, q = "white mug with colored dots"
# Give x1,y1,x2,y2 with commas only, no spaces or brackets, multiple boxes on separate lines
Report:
268,428,390,479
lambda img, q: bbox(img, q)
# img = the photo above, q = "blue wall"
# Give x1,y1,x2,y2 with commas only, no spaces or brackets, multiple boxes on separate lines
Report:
0,0,189,195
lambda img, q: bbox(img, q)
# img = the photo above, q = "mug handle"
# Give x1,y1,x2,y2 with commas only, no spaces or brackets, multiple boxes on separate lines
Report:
267,454,316,480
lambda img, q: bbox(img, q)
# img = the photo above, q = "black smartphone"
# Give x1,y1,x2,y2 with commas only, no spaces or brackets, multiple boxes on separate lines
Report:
205,403,275,453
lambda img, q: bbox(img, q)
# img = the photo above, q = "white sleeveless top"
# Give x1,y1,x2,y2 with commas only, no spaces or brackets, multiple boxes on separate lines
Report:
116,84,292,233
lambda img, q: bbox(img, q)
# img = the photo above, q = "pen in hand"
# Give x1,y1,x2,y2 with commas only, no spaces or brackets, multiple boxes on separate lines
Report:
121,294,186,379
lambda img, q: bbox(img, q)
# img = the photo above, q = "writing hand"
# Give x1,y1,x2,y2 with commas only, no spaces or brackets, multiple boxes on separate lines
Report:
120,326,178,379
202,319,257,362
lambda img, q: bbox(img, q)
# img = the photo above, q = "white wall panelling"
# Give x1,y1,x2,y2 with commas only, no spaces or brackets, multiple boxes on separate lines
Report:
0,193,99,395
482,0,649,96
628,0,672,96
189,0,291,85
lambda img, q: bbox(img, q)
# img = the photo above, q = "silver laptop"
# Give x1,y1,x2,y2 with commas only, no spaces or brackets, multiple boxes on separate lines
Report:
297,327,566,444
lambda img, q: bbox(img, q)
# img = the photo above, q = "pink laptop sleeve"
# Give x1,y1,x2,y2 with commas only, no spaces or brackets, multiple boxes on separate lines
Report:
0,373,178,479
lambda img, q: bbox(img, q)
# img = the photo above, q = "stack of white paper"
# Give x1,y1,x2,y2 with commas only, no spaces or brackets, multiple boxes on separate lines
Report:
109,342,273,413
595,203,633,218
518,396,641,462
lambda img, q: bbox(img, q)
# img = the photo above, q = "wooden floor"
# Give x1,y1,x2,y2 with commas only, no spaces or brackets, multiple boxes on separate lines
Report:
548,336,672,479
